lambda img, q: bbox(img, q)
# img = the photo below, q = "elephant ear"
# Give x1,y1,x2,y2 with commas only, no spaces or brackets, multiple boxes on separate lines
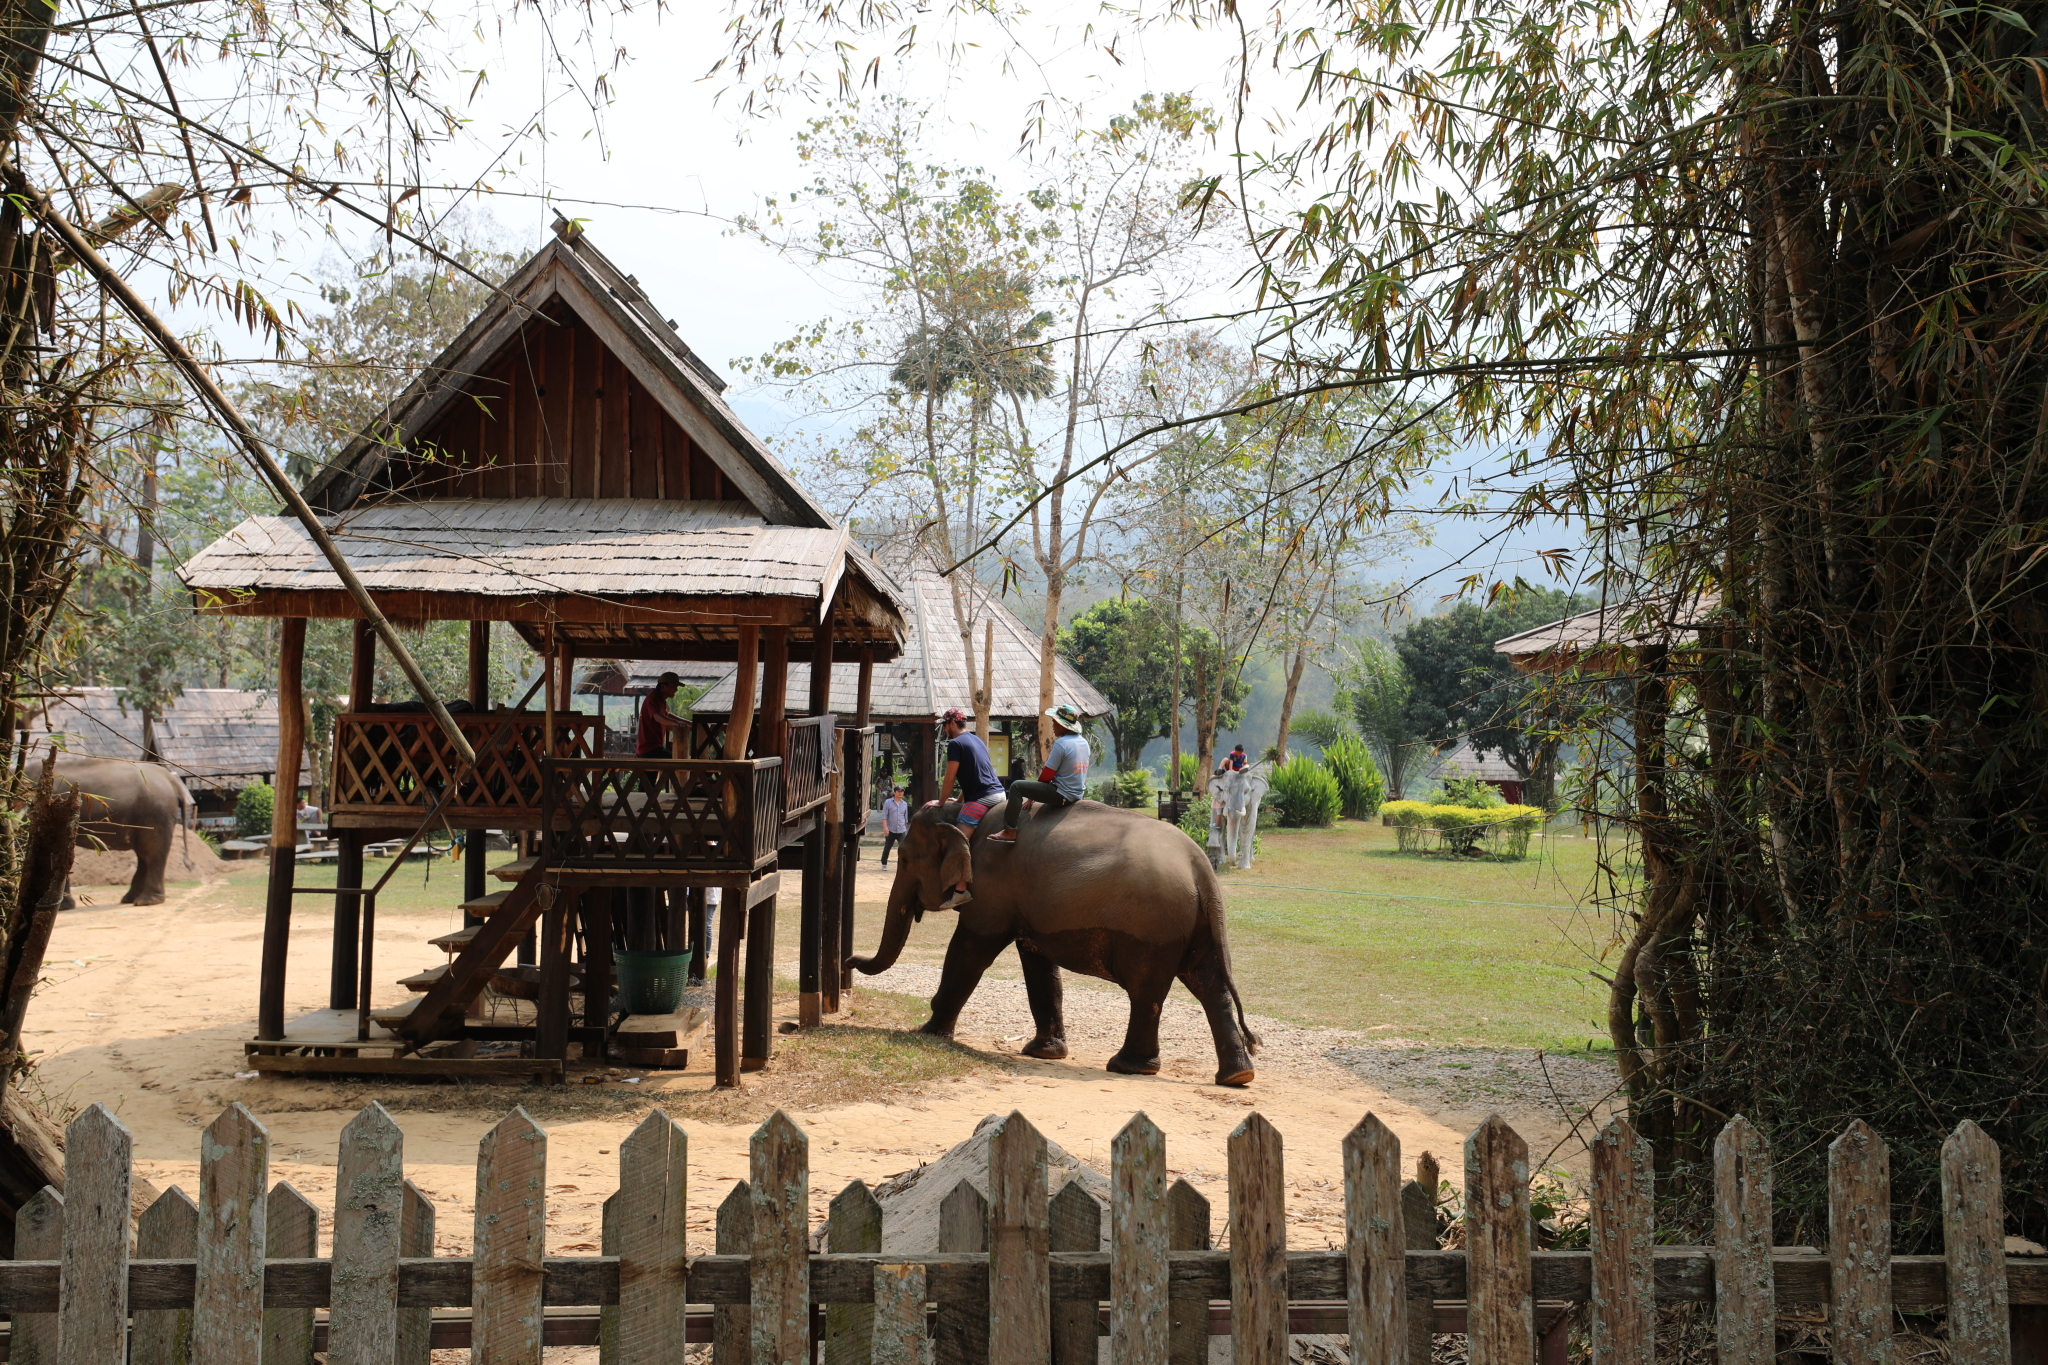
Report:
937,821,974,890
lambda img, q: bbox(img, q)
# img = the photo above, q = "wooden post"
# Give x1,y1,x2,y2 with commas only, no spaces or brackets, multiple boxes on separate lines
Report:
263,1183,318,1365
1828,1120,1892,1365
1591,1118,1653,1365
1713,1116,1774,1365
801,610,837,1030
464,621,489,927
1112,1112,1168,1365
258,617,306,1042
716,879,745,1088
728,626,759,759
1345,1115,1405,1365
1940,1120,2008,1365
936,1179,990,1365
855,645,874,725
60,1104,133,1364
543,622,558,760
349,618,375,708
1401,1180,1436,1365
329,1103,403,1365
536,887,576,1065
824,1181,883,1365
987,1112,1050,1365
749,1112,809,1365
193,1104,268,1365
473,1110,547,1361
583,894,613,1061
398,1181,434,1365
1050,1179,1103,1365
331,830,362,1011
617,1111,688,1364
1228,1113,1287,1365
10,1186,61,1365
761,625,790,759
1166,1180,1209,1365
713,1180,753,1364
1466,1116,1535,1365
742,889,776,1072
132,1187,198,1365
872,1263,928,1365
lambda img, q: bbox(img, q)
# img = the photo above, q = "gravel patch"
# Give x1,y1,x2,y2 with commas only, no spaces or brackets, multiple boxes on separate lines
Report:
1325,1045,1624,1139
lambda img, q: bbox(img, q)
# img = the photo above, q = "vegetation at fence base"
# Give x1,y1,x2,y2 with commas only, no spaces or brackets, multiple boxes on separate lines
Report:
1321,735,1385,820
1269,755,1341,827
233,782,273,840
1090,769,1155,809
1382,801,1545,860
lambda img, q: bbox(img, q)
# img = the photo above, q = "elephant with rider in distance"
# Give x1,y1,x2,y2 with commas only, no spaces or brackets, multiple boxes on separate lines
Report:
848,796,1261,1086
51,756,195,907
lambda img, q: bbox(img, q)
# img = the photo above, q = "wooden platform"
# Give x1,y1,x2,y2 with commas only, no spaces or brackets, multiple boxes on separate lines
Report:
611,1005,708,1068
245,1008,405,1053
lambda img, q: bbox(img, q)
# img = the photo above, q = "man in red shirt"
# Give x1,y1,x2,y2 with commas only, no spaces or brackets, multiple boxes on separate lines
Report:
637,672,690,757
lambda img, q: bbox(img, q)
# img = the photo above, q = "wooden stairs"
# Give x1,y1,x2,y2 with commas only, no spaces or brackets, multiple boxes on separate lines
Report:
389,857,550,1044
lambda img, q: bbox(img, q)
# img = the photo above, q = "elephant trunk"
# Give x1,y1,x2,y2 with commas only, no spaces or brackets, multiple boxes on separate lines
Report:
849,874,915,975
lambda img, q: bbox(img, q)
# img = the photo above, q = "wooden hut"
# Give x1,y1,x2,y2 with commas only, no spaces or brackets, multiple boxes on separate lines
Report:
180,224,907,1086
687,561,1112,802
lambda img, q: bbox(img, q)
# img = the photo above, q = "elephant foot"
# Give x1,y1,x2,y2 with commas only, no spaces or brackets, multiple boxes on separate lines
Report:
1215,1067,1255,1088
1105,1052,1161,1076
917,1020,957,1040
1020,1037,1068,1060
125,893,166,906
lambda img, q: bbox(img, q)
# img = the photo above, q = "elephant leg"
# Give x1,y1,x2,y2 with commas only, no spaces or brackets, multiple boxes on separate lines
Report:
1014,944,1068,1060
919,927,1010,1039
127,835,169,905
1180,955,1256,1087
59,875,74,913
1106,970,1174,1076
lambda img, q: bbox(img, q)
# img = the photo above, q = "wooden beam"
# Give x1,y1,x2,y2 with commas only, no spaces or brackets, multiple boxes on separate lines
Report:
760,626,790,761
197,588,823,627
259,618,306,1041
350,620,376,709
801,607,838,1028
468,621,489,706
855,646,874,726
728,626,759,760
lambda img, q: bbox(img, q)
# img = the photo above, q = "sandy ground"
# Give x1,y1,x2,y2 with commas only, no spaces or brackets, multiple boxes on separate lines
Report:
23,849,1616,1358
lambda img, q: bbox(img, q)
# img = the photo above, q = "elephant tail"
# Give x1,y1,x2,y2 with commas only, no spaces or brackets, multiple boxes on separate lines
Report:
1229,976,1260,1055
178,781,195,870
1199,869,1260,1054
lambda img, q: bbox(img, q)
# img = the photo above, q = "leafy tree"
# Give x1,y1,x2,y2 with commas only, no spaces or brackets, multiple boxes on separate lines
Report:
1287,708,1349,754
1060,598,1176,771
1339,637,1430,800
1395,589,1587,809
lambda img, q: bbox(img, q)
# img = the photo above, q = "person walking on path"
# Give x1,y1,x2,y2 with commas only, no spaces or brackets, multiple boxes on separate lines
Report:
879,787,909,866
990,703,1090,843
932,707,1004,907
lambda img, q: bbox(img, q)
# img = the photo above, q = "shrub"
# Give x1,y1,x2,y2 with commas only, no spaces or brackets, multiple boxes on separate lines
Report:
1178,800,1212,845
1434,774,1507,808
234,781,275,839
1269,755,1341,827
1321,735,1386,819
1174,752,1202,791
1383,800,1546,857
1289,708,1350,753
1114,769,1154,809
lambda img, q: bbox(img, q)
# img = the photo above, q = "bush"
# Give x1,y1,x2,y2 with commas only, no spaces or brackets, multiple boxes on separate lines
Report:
1321,735,1386,819
1434,774,1507,809
1383,800,1545,857
1289,708,1350,753
1178,800,1212,845
1174,752,1202,791
234,781,274,839
1269,755,1341,827
1115,769,1154,809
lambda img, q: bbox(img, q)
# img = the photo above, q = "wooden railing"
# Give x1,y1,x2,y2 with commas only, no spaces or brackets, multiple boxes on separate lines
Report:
542,756,783,872
784,714,833,816
328,710,601,826
843,723,876,825
11,1104,2041,1362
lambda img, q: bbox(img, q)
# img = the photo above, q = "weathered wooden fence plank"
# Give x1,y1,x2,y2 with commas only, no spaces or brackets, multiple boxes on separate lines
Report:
1345,1114,1405,1365
1465,1115,1534,1365
1164,1178,1209,1365
1415,1150,1439,1204
1942,1120,2010,1365
1829,1119,1892,1365
1590,1117,1652,1365
1111,1113,1167,1365
474,1108,547,1363
598,1191,621,1365
751,1110,810,1365
398,1178,435,1364
617,1109,688,1365
11,1187,61,1365
131,1186,198,1365
194,1104,268,1365
825,1180,883,1365
58,1103,130,1365
872,1262,929,1365
1714,1115,1774,1365
988,1111,1051,1365
329,1102,405,1365
1401,1179,1437,1365
935,1178,990,1365
1051,1177,1102,1365
712,1179,752,1365
262,1182,318,1365
1228,1112,1287,1365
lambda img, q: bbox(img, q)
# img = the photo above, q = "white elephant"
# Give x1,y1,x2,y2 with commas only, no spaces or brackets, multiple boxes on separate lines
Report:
1213,762,1271,870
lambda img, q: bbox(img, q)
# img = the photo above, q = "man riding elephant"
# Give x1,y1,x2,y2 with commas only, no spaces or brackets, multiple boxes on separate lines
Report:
50,755,194,906
850,789,1261,1086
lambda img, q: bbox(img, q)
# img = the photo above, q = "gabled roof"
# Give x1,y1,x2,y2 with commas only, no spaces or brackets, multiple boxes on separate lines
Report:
23,689,311,791
299,225,834,528
684,562,1111,721
1493,591,1720,673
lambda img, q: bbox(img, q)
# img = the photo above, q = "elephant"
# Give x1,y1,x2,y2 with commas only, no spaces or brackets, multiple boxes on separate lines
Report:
1215,762,1270,870
51,756,194,907
849,797,1261,1086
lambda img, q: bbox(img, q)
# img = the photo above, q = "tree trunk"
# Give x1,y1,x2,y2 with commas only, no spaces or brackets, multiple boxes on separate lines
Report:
1272,644,1309,763
1167,582,1184,791
1037,575,1062,756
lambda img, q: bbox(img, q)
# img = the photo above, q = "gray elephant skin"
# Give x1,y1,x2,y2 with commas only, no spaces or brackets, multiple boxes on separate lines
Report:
849,798,1261,1086
52,756,194,906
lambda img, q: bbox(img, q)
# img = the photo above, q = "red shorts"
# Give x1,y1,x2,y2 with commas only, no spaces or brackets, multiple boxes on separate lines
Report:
958,800,991,826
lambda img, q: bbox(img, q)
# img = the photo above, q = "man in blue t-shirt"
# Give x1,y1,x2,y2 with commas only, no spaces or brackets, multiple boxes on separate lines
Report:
991,703,1089,844
932,707,1004,907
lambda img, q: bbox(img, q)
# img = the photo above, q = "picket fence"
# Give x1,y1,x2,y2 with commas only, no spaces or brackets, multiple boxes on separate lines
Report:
0,1101,2041,1365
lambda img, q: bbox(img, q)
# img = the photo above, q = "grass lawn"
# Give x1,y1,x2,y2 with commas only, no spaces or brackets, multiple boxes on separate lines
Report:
1218,819,1626,1054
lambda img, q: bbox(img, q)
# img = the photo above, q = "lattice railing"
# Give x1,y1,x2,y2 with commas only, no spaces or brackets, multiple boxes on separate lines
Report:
542,756,781,870
329,711,601,824
784,714,833,815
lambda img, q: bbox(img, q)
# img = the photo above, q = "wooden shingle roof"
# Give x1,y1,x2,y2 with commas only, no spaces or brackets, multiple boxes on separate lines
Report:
1493,592,1719,673
23,688,310,791
683,563,1111,721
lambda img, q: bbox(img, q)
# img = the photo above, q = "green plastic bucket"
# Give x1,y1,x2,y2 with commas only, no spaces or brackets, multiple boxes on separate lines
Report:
613,949,693,1015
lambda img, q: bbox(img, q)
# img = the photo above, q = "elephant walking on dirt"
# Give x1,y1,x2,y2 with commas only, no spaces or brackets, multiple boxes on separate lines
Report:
849,798,1261,1086
51,756,194,907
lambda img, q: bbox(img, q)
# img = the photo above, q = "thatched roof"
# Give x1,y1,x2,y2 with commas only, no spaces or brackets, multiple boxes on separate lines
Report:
22,688,310,792
300,227,834,527
675,563,1111,721
1493,593,1718,673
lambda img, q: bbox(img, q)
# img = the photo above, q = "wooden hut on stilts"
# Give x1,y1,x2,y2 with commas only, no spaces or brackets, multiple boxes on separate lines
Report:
180,223,905,1086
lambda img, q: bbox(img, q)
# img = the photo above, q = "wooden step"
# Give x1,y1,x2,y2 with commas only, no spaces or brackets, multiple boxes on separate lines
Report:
460,890,520,917
429,925,480,951
398,964,449,991
369,997,427,1026
491,857,538,882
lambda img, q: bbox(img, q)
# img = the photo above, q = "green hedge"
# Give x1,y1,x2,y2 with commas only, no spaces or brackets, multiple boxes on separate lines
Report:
1322,735,1386,819
1382,800,1545,857
234,781,275,840
1270,755,1341,827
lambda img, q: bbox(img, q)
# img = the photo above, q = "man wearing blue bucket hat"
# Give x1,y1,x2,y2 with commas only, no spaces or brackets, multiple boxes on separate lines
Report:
989,702,1089,843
